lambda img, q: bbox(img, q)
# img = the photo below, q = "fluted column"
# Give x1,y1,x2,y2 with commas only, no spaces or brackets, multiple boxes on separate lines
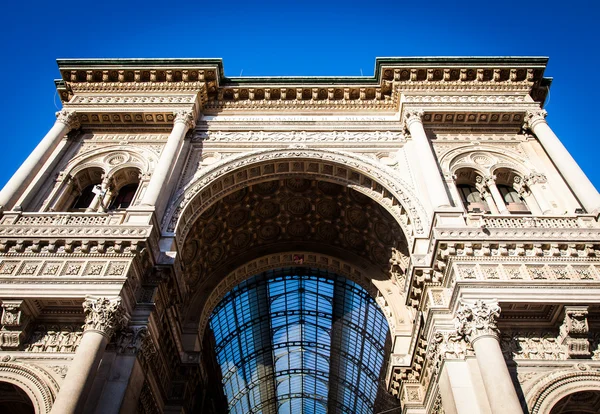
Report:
525,110,600,213
403,110,451,209
485,176,509,214
50,297,125,414
455,300,523,414
141,110,194,206
0,110,80,210
525,173,552,214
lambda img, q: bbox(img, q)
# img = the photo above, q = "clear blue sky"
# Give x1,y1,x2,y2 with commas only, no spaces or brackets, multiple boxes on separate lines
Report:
1,0,598,190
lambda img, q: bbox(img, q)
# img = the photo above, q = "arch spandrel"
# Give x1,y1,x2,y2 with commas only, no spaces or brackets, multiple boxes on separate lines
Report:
61,144,155,178
441,144,537,177
185,251,412,343
162,148,429,246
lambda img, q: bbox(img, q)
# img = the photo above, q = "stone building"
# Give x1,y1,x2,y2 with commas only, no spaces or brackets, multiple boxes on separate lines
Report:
0,56,598,414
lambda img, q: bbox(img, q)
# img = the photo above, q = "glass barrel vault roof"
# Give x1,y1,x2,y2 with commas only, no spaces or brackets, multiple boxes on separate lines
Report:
209,268,390,414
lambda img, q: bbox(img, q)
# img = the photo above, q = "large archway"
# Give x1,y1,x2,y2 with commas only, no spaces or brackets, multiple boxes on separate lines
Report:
179,177,411,336
549,390,600,414
0,381,35,414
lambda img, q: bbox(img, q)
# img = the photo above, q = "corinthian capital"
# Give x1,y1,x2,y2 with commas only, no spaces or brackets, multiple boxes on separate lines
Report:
524,109,548,131
82,296,126,338
454,299,501,343
403,109,425,130
55,110,81,131
173,110,195,129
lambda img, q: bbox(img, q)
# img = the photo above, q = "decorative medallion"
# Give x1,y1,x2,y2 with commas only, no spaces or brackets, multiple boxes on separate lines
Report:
227,209,249,228
231,232,252,250
316,199,340,220
200,203,218,220
344,231,365,250
206,246,224,264
254,180,279,195
349,190,370,205
286,178,311,192
316,223,338,242
347,207,369,229
202,222,222,242
182,240,199,263
287,221,310,237
259,223,281,240
371,245,389,265
224,188,247,205
287,196,311,215
374,222,393,244
257,201,280,219
317,181,342,196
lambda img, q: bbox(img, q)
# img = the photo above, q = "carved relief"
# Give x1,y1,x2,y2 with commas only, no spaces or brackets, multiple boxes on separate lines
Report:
82,296,126,338
25,325,83,352
454,300,500,343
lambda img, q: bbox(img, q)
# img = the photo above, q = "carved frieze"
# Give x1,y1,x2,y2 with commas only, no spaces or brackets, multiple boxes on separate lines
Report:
195,130,405,143
452,263,599,283
25,324,83,352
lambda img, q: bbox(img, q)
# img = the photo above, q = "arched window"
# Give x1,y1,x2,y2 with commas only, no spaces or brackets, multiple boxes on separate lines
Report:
70,184,98,210
108,183,139,210
495,168,530,213
454,169,490,213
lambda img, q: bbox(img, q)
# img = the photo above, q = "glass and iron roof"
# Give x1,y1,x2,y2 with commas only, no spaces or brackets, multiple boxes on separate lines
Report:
209,268,390,414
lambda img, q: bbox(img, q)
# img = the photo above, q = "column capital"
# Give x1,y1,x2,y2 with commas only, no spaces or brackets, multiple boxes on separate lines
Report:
524,109,548,131
82,296,126,338
55,109,81,131
454,299,501,344
402,109,425,131
173,110,195,129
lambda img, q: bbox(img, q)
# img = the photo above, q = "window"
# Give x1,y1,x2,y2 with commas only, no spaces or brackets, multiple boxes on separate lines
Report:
108,183,139,210
457,184,489,213
70,184,97,210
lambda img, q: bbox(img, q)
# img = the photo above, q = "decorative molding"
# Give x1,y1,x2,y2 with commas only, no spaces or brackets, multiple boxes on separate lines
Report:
195,130,405,143
82,296,126,338
0,361,59,413
114,326,148,354
452,263,599,283
524,109,548,131
559,306,590,358
454,299,501,343
174,110,195,129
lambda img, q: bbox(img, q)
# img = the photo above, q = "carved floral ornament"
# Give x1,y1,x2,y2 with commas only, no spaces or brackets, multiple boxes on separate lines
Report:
163,147,428,244
55,109,81,131
82,296,127,338
454,299,501,343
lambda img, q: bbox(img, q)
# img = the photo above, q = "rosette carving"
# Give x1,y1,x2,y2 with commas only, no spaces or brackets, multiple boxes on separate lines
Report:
82,296,126,338
454,300,501,343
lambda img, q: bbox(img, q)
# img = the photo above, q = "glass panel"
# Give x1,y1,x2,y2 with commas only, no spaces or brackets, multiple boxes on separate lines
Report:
209,269,390,413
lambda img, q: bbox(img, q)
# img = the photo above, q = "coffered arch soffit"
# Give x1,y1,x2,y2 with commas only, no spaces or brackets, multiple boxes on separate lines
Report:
62,145,155,179
163,148,429,246
441,145,536,178
188,250,410,341
527,369,600,414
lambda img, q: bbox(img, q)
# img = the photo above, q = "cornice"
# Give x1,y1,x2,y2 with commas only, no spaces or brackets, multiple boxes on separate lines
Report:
55,56,550,111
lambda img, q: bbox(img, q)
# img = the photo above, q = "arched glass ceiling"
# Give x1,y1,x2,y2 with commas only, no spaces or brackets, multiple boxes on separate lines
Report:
209,268,390,414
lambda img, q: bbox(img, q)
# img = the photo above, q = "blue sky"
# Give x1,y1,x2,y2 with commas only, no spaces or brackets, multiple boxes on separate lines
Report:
1,0,598,189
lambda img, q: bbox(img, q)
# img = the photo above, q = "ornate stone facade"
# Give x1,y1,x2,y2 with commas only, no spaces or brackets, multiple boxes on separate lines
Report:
0,56,598,413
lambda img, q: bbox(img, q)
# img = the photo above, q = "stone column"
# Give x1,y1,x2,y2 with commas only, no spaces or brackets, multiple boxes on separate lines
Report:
485,177,509,215
404,110,451,209
87,177,110,212
141,110,194,206
475,176,499,214
525,173,552,214
455,300,523,414
0,110,80,210
50,297,125,414
525,110,600,213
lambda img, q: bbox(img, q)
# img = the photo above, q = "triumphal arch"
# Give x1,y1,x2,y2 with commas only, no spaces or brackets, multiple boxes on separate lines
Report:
0,56,598,413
